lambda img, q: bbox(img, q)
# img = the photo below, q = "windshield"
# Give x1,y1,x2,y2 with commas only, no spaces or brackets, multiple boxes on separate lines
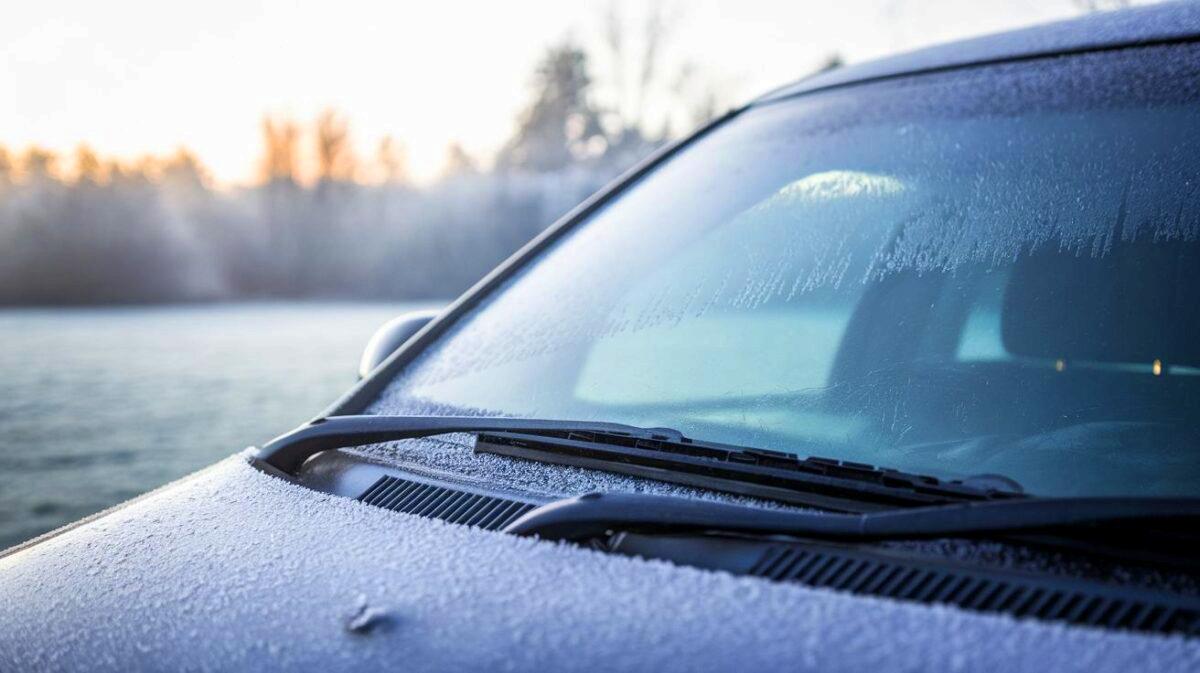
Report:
371,43,1200,499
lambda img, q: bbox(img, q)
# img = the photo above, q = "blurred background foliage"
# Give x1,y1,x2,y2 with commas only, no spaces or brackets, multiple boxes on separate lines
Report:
0,4,759,305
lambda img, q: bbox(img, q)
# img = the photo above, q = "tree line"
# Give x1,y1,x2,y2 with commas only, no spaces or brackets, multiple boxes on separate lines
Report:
0,15,728,305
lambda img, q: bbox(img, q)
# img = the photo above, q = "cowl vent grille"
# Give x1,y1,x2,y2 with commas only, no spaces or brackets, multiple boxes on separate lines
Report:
357,476,536,531
748,545,1200,636
341,465,1200,637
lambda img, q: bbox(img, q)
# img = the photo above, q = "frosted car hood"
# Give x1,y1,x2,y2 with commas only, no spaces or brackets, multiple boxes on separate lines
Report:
1,456,1198,672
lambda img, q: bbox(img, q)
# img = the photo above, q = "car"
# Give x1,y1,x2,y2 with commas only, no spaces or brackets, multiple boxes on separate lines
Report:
4,4,1200,671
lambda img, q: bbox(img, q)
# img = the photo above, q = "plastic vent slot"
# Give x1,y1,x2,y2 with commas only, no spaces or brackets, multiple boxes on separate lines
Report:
348,469,1200,637
748,545,1200,637
357,476,537,531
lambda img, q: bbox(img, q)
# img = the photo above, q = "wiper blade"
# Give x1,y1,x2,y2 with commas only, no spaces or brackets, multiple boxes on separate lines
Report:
256,414,677,474
258,414,1014,511
502,490,1200,546
475,429,1018,511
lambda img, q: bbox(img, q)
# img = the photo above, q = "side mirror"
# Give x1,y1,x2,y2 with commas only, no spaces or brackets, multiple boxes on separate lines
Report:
358,309,441,379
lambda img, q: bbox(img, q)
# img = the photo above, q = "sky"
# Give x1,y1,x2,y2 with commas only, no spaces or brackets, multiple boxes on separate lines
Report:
2,0,1104,185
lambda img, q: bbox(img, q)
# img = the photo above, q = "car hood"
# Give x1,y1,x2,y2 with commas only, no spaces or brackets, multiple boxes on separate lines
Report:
1,454,1198,672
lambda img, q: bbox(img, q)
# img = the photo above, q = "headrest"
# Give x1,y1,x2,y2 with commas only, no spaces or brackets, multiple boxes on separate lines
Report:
1001,239,1200,367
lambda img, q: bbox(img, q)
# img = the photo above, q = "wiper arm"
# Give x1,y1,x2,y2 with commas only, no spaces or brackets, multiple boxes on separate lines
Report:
258,415,1014,512
503,491,1200,546
256,414,687,474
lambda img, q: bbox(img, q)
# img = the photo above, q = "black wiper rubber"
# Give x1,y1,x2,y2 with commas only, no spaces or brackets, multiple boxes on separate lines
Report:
256,414,682,474
475,430,1016,510
502,491,1200,543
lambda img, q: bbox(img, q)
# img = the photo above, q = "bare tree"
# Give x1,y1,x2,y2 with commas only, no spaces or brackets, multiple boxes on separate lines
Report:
0,146,11,185
21,147,58,183
375,136,410,185
668,60,734,130
160,148,208,189
73,145,104,185
600,0,677,133
259,116,300,184
597,1,728,151
442,142,478,178
635,1,670,128
602,0,677,130
315,108,356,184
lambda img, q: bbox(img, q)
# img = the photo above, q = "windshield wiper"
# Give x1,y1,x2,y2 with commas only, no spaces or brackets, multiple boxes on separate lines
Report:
473,428,1019,511
257,415,1016,511
501,490,1200,554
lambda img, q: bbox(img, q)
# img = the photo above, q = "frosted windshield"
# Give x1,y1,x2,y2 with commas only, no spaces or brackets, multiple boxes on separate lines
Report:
374,45,1200,498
